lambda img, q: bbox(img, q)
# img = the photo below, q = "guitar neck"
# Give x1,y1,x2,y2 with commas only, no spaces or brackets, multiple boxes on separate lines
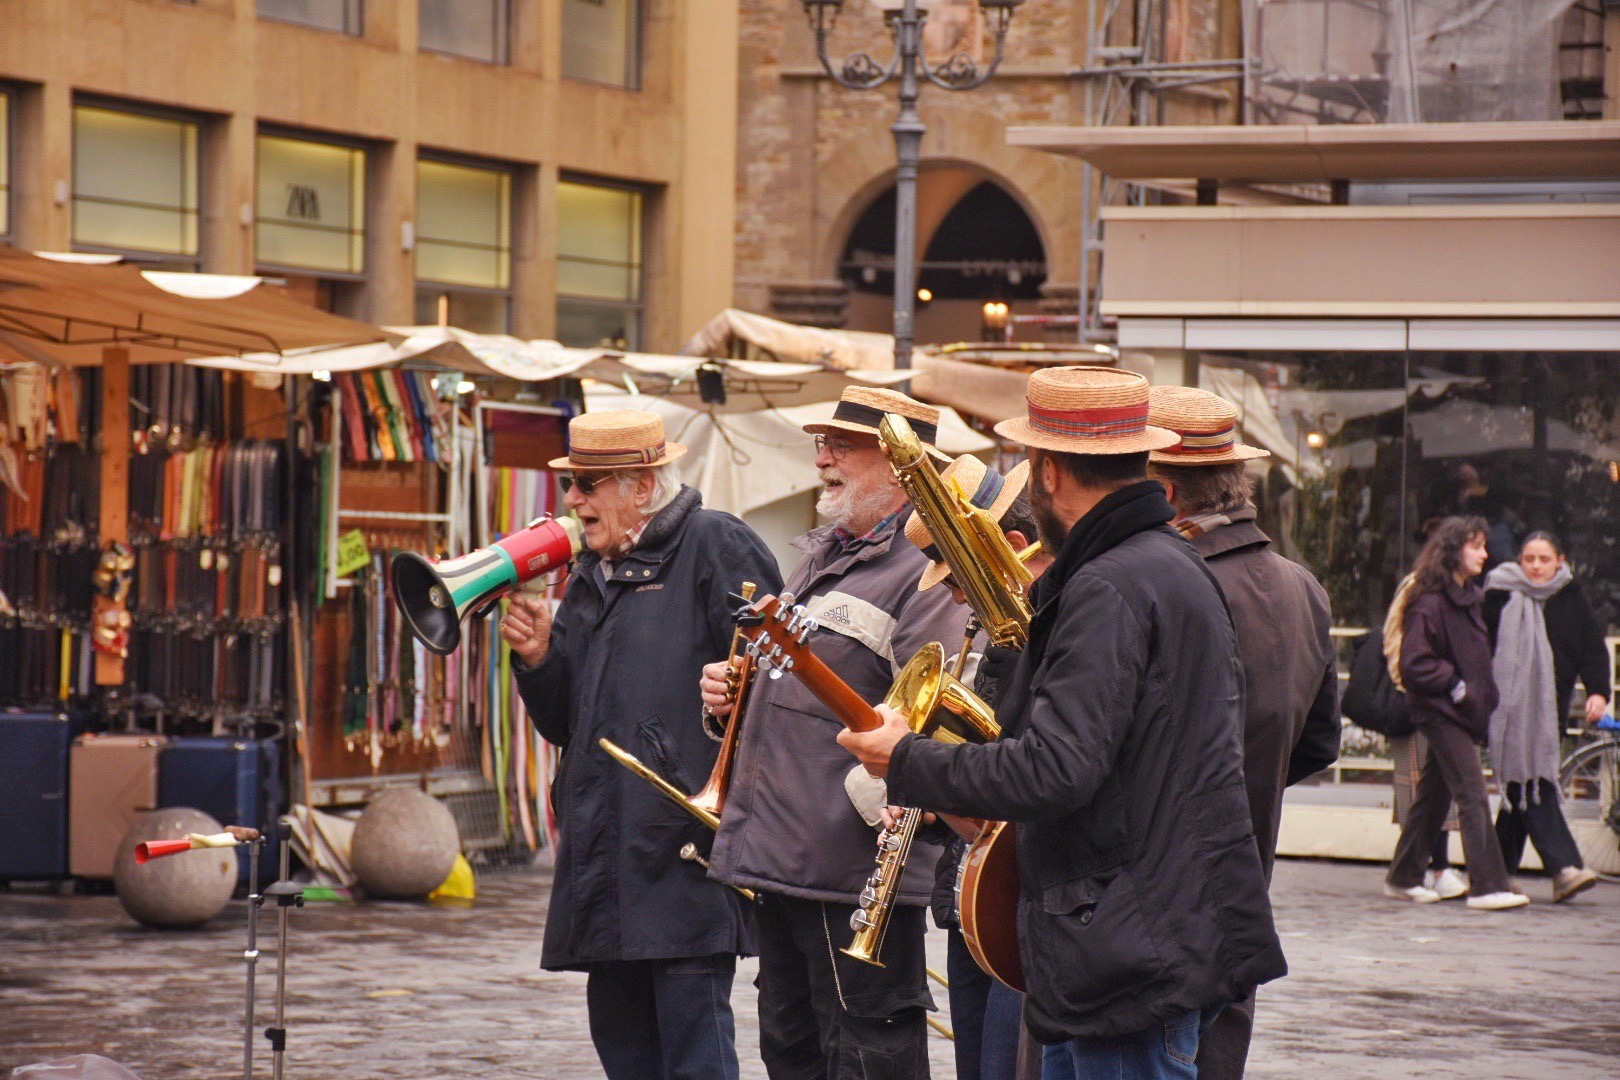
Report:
741,594,882,733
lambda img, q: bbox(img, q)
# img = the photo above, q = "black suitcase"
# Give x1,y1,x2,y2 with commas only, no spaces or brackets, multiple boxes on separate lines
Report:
0,709,83,880
158,737,283,886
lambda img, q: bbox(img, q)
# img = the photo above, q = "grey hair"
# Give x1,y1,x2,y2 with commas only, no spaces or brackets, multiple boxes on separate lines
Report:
1149,461,1255,517
615,464,683,515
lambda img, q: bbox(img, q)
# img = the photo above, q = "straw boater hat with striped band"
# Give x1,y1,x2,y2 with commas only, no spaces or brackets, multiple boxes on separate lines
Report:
548,410,687,471
1146,385,1270,465
904,455,1032,591
802,386,950,462
994,367,1179,455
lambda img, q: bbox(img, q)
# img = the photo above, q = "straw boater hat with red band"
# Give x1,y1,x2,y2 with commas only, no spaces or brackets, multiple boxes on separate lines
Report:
903,454,1032,592
802,386,951,462
548,410,687,471
993,367,1179,455
1146,385,1270,465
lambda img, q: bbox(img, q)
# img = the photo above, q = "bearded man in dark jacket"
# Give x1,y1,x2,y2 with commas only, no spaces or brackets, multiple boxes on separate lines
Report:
501,409,781,1080
699,387,971,1080
1148,385,1340,1080
838,369,1287,1079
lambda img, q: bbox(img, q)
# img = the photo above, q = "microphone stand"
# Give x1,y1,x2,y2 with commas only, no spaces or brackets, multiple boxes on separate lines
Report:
260,818,304,1080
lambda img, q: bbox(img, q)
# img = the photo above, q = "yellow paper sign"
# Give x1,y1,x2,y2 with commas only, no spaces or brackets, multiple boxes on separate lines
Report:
335,530,372,578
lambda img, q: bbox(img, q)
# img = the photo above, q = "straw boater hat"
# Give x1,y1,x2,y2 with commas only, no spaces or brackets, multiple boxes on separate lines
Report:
993,367,1179,455
1146,385,1270,465
904,455,1032,591
802,386,950,462
548,410,687,471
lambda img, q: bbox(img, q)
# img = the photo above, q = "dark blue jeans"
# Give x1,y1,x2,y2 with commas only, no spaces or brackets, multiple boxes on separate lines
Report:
585,955,740,1080
1048,1007,1223,1080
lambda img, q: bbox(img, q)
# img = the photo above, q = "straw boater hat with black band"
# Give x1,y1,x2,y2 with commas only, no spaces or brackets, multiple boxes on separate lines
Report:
1146,385,1270,465
903,454,1031,591
993,367,1179,455
548,410,687,471
802,386,951,462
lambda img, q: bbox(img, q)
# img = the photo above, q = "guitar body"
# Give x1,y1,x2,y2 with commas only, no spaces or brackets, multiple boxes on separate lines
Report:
957,821,1024,992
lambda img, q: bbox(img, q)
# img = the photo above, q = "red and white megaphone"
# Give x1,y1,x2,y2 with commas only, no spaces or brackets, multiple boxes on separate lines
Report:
390,515,582,655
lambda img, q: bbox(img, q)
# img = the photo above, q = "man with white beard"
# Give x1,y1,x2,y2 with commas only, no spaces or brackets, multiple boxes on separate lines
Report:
700,387,971,1079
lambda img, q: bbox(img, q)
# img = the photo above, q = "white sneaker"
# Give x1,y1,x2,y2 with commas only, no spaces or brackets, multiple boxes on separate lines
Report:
1384,882,1442,904
1465,891,1530,911
1425,867,1469,900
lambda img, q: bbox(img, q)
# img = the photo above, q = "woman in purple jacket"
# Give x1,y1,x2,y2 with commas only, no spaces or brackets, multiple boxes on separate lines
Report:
1385,516,1529,911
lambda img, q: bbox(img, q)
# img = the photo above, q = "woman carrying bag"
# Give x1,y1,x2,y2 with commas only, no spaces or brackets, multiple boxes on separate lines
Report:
1483,532,1608,902
1384,516,1528,911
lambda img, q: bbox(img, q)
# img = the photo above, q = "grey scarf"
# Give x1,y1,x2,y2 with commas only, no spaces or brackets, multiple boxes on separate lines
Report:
1485,561,1572,807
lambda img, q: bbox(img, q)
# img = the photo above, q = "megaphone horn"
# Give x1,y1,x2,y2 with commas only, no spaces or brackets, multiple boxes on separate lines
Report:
391,515,582,655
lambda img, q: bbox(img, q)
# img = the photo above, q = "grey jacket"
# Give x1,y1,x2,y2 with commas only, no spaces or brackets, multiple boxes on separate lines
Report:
1191,511,1340,879
708,513,972,904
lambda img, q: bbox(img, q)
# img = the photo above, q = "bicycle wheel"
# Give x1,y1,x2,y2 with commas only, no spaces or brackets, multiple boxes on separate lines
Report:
1558,740,1620,883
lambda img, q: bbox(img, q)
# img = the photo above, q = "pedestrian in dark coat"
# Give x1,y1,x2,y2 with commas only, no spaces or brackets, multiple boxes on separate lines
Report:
700,387,971,1080
839,369,1286,1079
1385,515,1527,911
1482,531,1606,901
1147,385,1340,1080
501,410,782,1080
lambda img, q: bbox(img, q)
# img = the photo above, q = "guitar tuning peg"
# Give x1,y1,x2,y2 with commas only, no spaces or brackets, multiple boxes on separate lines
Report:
791,604,807,618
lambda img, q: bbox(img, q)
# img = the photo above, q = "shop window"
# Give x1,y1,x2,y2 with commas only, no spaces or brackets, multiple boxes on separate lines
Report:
562,0,641,89
413,287,510,334
255,133,366,276
0,91,9,238
419,0,510,64
556,179,643,349
414,157,513,333
72,105,200,260
258,0,363,35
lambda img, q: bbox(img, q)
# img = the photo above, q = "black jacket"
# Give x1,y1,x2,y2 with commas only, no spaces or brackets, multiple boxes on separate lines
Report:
1400,581,1499,742
889,482,1286,1042
515,487,782,970
1484,578,1612,715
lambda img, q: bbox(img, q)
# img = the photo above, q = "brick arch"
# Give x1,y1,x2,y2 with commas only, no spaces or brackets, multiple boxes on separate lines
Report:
814,105,1079,285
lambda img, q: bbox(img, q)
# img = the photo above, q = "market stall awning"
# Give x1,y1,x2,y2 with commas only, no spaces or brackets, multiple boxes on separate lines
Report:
0,245,391,366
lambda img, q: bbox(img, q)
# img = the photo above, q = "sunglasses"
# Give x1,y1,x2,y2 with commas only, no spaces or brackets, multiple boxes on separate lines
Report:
559,472,608,496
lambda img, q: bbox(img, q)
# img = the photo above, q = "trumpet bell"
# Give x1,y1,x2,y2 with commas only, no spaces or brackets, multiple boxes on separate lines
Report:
886,642,1000,745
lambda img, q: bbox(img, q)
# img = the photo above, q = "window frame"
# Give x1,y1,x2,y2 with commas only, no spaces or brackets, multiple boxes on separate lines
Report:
555,173,648,350
257,0,364,37
417,0,511,66
254,125,370,281
70,96,205,267
560,0,644,91
414,150,518,334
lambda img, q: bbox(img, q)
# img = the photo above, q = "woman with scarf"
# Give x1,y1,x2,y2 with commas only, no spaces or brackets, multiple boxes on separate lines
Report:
1483,532,1609,902
1384,516,1528,910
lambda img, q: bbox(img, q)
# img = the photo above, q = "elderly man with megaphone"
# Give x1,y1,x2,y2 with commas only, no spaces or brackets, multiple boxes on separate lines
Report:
499,409,781,1080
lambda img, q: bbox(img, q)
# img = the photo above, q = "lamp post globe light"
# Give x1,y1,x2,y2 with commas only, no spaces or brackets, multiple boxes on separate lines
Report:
800,0,1024,370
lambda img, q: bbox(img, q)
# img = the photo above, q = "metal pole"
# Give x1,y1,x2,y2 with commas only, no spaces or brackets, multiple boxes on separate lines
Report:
891,0,925,372
243,838,262,1080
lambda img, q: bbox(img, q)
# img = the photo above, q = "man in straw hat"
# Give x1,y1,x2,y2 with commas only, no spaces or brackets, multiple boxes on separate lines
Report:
837,368,1286,1077
902,454,1051,1080
1147,385,1340,1080
699,386,971,1079
500,408,781,1080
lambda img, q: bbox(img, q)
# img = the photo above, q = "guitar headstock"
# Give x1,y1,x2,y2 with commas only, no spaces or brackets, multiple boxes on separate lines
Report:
734,592,819,681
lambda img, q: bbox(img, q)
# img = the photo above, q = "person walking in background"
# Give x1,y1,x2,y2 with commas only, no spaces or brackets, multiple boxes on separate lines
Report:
1483,532,1608,902
1385,516,1528,911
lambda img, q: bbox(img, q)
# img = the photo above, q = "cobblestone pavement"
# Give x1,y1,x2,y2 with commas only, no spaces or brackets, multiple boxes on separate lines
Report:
3,859,1618,1079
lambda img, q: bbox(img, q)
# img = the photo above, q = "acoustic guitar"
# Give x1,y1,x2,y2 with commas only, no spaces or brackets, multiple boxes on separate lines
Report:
734,593,1025,990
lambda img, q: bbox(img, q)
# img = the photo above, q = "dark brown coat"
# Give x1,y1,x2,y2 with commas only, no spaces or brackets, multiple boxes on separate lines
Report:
1400,581,1500,742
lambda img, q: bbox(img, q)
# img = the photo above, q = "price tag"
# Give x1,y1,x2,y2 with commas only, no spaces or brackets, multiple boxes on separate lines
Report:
335,530,371,578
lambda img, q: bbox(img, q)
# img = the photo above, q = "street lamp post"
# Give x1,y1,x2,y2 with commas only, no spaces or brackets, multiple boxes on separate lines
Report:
800,0,1022,370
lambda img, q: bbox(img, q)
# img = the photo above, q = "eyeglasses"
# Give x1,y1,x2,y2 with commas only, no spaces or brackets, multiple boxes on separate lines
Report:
814,434,857,461
559,472,607,496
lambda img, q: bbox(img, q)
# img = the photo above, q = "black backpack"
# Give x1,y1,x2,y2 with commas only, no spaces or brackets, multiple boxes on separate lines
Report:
1342,627,1414,737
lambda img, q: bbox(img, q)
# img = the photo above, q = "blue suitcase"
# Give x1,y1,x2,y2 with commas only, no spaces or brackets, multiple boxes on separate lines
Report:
158,737,283,887
0,710,83,880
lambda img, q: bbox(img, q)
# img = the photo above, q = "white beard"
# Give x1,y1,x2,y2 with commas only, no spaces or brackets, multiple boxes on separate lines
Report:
817,475,900,533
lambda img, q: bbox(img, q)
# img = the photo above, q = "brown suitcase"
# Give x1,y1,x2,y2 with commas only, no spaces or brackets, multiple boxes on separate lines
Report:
69,733,170,879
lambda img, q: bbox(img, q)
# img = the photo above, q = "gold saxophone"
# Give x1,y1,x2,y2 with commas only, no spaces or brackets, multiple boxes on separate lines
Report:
842,415,1038,966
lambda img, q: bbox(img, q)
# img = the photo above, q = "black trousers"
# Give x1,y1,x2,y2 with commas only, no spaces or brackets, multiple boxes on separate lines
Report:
1496,779,1584,875
1388,720,1512,896
946,928,991,1080
755,893,933,1080
585,955,740,1080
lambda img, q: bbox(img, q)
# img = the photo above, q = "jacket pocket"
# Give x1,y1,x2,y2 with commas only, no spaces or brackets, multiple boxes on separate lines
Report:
637,713,695,793
1023,868,1171,1018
